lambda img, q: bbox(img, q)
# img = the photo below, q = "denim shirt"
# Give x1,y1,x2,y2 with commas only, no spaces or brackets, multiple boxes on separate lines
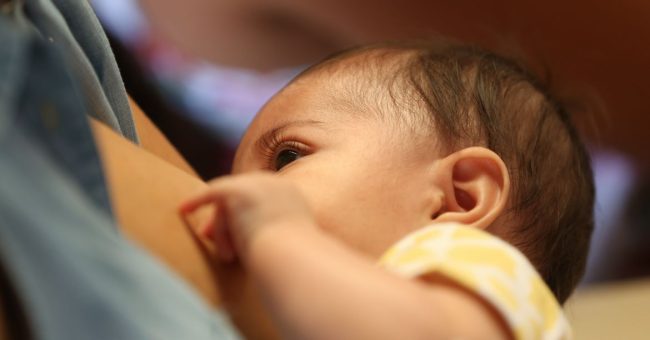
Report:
0,1,241,339
8,0,138,143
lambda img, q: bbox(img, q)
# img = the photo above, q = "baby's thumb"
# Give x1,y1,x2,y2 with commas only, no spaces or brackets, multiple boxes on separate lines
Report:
178,189,222,214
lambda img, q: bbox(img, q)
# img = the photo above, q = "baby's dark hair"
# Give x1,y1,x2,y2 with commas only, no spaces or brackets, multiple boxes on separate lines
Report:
297,41,595,304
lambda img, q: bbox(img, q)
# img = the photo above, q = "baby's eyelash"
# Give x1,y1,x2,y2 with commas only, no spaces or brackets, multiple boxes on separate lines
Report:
259,131,309,170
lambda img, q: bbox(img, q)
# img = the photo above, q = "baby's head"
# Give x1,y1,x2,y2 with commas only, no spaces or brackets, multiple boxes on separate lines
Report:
233,41,595,303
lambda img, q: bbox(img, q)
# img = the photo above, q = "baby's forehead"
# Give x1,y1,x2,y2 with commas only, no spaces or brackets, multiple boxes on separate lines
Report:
288,48,424,121
297,48,415,86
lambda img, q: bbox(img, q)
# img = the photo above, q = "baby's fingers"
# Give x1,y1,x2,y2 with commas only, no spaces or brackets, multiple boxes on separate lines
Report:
178,189,222,214
214,211,237,262
199,205,236,262
199,212,218,238
178,177,248,214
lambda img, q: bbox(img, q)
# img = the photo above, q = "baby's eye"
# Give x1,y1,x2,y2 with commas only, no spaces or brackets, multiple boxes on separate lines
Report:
259,134,309,171
274,148,302,171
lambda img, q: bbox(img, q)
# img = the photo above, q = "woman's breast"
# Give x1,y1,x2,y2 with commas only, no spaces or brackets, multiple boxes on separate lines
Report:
91,118,223,305
90,118,279,339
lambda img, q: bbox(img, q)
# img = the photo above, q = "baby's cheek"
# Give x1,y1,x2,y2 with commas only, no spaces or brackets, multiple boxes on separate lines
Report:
285,168,402,257
299,190,366,251
313,200,393,258
329,195,423,258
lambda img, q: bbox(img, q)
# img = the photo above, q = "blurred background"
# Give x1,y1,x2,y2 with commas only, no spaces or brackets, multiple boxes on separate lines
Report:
90,0,649,337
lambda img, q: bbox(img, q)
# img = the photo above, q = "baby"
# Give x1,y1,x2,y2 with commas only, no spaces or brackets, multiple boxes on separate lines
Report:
180,41,594,339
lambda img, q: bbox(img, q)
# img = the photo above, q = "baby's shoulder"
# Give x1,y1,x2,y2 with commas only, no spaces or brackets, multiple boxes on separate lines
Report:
379,223,571,340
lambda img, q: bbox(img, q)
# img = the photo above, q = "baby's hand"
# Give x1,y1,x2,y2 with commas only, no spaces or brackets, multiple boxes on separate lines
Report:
178,172,316,262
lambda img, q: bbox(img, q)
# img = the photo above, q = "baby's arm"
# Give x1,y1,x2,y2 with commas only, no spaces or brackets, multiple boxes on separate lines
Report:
180,172,509,340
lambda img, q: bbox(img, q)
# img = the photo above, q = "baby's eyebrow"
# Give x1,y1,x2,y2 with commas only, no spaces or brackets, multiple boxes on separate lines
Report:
254,119,326,150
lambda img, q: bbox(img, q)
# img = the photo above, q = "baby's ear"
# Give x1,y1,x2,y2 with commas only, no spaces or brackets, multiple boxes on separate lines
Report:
430,147,510,230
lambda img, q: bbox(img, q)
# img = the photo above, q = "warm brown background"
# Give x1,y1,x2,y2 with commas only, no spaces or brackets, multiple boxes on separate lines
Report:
137,0,650,170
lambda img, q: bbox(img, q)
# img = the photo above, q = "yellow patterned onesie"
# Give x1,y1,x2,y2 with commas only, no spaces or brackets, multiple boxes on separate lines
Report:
379,223,571,340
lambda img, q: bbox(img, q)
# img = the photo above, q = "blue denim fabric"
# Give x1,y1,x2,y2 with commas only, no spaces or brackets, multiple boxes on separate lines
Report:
17,0,138,143
0,3,242,340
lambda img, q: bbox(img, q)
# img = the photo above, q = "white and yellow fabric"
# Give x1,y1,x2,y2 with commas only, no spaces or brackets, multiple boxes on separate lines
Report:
379,223,571,340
